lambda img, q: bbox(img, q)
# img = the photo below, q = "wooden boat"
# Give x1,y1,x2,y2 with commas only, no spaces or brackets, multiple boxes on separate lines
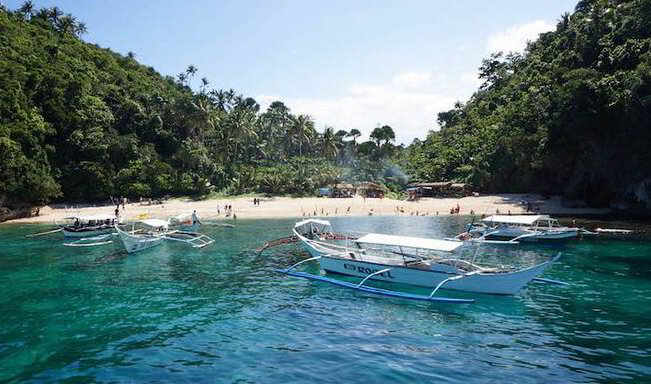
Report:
115,219,215,254
454,215,579,243
274,219,564,300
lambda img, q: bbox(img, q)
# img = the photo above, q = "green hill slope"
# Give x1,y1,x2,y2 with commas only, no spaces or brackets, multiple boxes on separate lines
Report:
405,0,651,210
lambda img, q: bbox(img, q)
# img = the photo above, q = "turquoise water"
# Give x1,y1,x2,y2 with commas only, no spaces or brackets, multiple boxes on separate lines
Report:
0,216,650,383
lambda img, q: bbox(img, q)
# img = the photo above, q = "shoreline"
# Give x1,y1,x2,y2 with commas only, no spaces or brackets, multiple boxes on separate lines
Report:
1,193,611,225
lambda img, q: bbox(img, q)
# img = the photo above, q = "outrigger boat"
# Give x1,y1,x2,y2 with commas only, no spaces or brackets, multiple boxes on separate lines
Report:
56,214,123,238
268,219,564,302
453,215,580,243
256,219,354,254
114,219,215,254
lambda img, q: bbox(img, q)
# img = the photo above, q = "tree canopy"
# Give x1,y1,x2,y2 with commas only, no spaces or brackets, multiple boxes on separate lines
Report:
0,3,407,209
1,0,649,212
404,0,651,209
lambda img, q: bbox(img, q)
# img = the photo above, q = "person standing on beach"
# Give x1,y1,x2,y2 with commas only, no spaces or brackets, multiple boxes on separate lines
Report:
191,210,202,225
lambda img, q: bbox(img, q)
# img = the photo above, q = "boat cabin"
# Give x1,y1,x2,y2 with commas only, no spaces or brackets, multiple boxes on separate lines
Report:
293,219,333,240
481,215,563,230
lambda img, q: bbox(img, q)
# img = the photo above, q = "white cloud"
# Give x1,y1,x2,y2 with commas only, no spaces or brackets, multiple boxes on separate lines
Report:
460,71,483,89
392,71,433,88
486,20,555,53
257,72,457,145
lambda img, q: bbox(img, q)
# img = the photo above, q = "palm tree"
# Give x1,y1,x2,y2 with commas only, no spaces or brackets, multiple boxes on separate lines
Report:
259,101,291,160
319,126,341,160
186,65,197,87
55,15,77,36
177,72,187,85
18,1,34,20
290,114,315,157
348,128,361,144
200,77,209,93
226,109,258,162
75,22,87,37
48,6,62,24
189,97,217,140
34,8,50,21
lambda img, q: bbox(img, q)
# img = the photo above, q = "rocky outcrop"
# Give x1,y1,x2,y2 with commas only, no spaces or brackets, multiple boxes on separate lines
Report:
0,205,40,223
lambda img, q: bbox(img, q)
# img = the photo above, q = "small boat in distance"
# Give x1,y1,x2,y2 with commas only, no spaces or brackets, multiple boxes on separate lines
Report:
455,215,579,243
273,220,564,301
115,219,215,254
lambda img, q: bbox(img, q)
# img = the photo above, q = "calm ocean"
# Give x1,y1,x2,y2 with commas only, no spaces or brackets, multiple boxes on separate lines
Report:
1,216,649,383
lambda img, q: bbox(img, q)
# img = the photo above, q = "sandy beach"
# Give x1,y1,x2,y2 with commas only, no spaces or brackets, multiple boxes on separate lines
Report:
5,194,609,224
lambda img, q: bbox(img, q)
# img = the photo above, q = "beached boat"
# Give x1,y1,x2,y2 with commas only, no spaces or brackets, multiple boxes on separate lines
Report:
272,220,563,301
115,219,215,254
455,215,580,243
56,214,123,238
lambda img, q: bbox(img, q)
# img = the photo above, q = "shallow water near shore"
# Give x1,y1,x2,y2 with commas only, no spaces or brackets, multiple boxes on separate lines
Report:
0,216,649,383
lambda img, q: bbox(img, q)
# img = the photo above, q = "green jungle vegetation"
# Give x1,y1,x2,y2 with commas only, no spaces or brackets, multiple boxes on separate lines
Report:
0,0,649,216
405,0,651,208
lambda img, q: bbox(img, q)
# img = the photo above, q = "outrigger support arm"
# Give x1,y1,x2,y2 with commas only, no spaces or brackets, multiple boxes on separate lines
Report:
429,271,480,298
284,256,322,273
356,268,393,288
509,232,539,243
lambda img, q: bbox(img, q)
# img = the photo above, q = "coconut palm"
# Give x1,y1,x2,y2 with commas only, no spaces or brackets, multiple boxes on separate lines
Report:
319,126,341,160
75,22,87,36
48,6,62,24
290,114,315,157
55,14,77,36
18,1,34,20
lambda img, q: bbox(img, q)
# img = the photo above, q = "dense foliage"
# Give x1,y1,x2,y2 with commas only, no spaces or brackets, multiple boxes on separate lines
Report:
2,0,649,212
0,3,404,208
404,0,651,208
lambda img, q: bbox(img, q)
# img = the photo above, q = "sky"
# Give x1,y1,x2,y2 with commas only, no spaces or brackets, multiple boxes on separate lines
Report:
6,0,577,144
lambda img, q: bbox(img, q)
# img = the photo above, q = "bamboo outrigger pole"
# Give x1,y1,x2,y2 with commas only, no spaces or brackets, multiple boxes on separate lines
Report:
25,228,62,238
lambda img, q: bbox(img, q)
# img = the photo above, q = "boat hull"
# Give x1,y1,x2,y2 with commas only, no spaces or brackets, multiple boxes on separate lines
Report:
319,256,554,295
62,227,115,238
296,232,557,295
117,229,163,254
484,228,579,242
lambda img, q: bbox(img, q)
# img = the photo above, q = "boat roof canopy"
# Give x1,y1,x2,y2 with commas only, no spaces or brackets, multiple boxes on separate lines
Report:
482,215,551,225
354,233,462,252
140,219,169,228
63,214,116,221
294,219,331,228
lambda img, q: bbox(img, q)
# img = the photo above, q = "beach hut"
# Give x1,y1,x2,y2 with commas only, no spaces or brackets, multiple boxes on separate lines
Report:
406,182,452,197
450,183,472,197
332,183,356,198
357,182,385,198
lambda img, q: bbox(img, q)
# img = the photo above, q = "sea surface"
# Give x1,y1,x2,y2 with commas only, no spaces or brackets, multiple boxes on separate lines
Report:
0,216,649,383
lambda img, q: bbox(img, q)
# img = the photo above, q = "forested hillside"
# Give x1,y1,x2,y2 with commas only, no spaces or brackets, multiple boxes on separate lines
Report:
0,3,404,215
404,0,651,209
1,0,650,216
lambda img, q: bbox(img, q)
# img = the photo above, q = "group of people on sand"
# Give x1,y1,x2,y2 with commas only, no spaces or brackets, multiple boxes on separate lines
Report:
450,204,461,214
217,204,236,219
301,206,352,217
253,198,262,206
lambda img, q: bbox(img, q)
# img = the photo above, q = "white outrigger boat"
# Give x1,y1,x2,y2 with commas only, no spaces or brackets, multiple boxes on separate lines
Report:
114,219,215,254
56,214,123,238
269,220,564,302
453,215,580,243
